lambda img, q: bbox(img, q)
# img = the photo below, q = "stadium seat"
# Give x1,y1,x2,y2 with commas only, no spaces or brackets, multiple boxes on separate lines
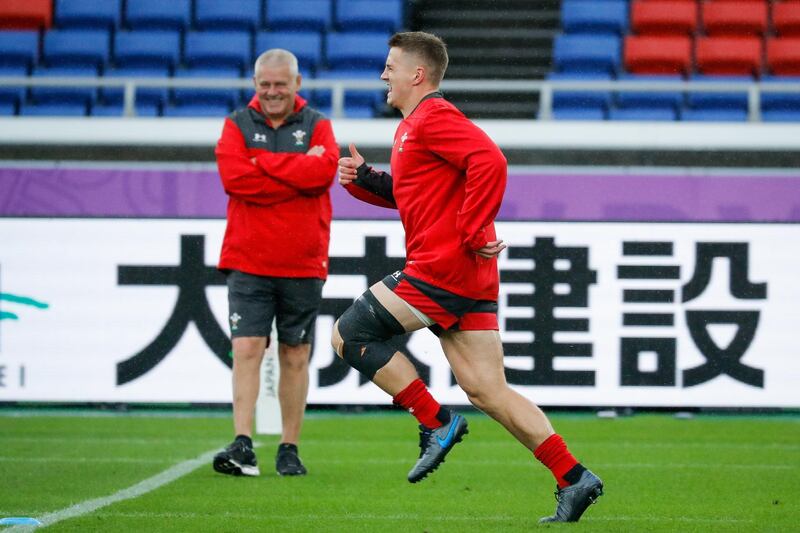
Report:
773,2,800,36
695,36,762,76
101,66,170,107
114,31,182,71
681,108,748,121
630,0,697,35
686,74,751,112
760,75,800,114
561,1,629,35
0,0,52,30
55,0,121,30
184,31,251,71
608,107,677,120
550,107,606,120
615,74,684,112
547,72,613,115
701,1,768,36
125,0,191,31
265,0,332,32
162,103,232,117
29,65,99,105
0,101,17,115
624,35,692,75
255,31,323,73
0,31,39,69
0,65,27,107
172,67,242,108
43,29,111,69
767,37,800,75
19,102,88,116
195,0,261,32
314,69,383,111
335,0,404,33
762,109,800,121
91,102,160,117
553,34,622,75
326,32,390,71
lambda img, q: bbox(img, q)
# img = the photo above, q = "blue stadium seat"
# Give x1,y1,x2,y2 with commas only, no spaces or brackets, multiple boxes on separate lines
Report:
326,33,389,71
43,29,110,69
0,31,39,69
615,74,684,112
0,65,28,106
172,67,242,108
547,72,613,115
255,31,323,73
314,69,383,110
184,31,251,71
562,1,629,35
91,102,160,116
195,0,261,32
550,108,606,120
317,104,375,118
265,0,332,31
762,110,800,122
125,0,191,31
114,31,181,71
162,103,232,117
29,65,99,105
608,108,677,121
101,66,170,107
760,76,800,115
335,0,404,33
686,75,750,112
55,0,121,29
19,102,88,116
553,34,621,75
680,109,748,121
0,101,17,115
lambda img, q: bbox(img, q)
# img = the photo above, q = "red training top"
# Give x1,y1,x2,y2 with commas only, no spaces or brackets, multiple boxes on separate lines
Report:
346,93,507,300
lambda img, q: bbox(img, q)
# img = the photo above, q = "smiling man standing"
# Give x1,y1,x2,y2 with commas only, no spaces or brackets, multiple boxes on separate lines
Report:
335,32,603,523
213,49,338,477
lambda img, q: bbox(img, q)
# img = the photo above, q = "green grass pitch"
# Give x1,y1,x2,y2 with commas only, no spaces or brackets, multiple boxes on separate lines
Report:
0,410,798,531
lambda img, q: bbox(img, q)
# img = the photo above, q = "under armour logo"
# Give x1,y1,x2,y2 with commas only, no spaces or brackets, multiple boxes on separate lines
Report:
253,133,267,143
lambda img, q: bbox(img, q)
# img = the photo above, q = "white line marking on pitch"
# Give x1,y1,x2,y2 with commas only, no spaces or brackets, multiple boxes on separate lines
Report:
3,448,219,532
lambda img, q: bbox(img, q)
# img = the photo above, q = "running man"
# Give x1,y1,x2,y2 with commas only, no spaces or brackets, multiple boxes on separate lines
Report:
334,32,603,523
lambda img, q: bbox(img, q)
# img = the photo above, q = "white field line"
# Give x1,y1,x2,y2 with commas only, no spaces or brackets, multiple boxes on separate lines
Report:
3,448,219,532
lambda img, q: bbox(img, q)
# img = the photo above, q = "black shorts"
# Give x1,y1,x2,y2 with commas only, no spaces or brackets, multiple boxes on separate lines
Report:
226,270,324,345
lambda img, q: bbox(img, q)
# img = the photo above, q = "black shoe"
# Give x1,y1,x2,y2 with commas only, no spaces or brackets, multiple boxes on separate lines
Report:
407,411,468,483
539,469,603,523
276,443,307,476
213,440,260,477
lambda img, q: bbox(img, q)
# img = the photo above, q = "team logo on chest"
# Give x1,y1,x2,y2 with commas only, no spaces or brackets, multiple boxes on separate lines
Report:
397,131,408,152
253,133,267,143
292,129,306,146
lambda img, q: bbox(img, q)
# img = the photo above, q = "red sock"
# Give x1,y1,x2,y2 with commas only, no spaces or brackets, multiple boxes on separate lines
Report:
534,434,580,488
393,378,444,429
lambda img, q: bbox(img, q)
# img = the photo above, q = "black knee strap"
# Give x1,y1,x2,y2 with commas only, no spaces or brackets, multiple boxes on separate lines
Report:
337,291,406,379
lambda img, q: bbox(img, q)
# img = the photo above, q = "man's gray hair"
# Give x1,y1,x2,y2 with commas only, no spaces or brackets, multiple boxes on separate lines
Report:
254,49,299,76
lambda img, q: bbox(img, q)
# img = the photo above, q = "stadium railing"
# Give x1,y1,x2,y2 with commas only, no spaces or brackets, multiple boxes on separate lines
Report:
0,76,798,121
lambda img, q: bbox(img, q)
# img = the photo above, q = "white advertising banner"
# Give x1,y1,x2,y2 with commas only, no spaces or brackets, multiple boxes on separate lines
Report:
0,218,797,407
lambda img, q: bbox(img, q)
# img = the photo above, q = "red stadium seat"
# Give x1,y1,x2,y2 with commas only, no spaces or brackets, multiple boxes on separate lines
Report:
631,1,698,35
625,35,693,74
695,36,763,75
773,2,800,36
0,0,52,30
702,1,768,36
767,37,800,74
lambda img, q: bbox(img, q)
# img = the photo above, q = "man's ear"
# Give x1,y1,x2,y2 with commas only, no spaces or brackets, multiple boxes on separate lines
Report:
412,67,425,85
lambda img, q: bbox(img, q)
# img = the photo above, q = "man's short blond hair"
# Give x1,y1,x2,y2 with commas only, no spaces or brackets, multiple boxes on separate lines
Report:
388,32,449,85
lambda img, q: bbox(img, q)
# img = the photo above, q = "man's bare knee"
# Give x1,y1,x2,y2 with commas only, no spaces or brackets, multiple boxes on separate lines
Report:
233,337,267,363
280,343,311,372
331,320,344,357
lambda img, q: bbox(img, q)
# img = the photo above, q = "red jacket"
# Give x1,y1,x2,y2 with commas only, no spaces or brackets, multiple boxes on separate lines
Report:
346,93,507,300
216,94,339,279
